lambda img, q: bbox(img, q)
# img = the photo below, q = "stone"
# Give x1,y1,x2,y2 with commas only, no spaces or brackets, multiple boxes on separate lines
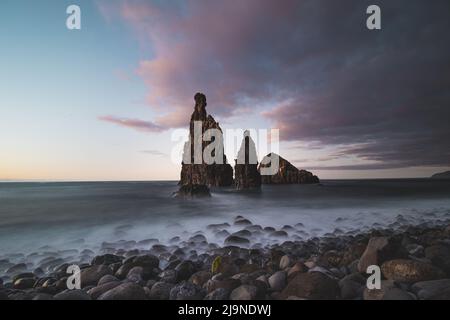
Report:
115,255,159,280
280,255,293,269
175,260,197,282
230,285,259,300
224,236,250,246
150,281,175,300
97,274,118,286
204,288,230,300
206,278,241,293
81,264,112,287
126,266,144,283
91,254,123,265
13,277,36,289
259,153,319,184
54,289,92,300
98,282,147,300
189,270,211,287
174,184,211,198
339,273,366,300
411,279,450,300
170,281,206,300
357,236,404,273
381,259,445,283
424,245,450,274
281,272,339,300
87,281,121,300
32,293,54,300
268,271,286,291
363,280,398,300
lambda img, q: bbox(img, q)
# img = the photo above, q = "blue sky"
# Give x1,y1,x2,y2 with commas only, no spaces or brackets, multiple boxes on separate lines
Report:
1,0,449,181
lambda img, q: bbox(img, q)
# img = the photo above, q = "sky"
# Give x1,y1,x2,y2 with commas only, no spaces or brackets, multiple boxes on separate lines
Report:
0,0,449,181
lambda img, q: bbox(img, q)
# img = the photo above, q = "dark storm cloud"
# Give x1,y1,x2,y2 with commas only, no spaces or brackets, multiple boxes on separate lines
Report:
99,0,450,169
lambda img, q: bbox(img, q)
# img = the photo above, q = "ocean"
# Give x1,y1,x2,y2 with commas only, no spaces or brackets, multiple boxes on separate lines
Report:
1,179,450,257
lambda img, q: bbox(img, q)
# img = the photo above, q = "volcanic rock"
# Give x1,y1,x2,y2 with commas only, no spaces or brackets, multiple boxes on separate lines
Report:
259,153,319,184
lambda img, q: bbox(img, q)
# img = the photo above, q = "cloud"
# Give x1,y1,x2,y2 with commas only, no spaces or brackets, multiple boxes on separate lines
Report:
98,115,163,133
140,150,166,156
97,0,450,169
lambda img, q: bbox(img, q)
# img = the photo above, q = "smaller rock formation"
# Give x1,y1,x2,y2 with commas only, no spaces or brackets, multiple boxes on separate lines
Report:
258,153,319,184
431,171,450,180
234,131,261,190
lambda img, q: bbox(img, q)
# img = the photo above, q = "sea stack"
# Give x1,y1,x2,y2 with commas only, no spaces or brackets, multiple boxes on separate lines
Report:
234,131,261,190
176,93,233,198
259,153,320,184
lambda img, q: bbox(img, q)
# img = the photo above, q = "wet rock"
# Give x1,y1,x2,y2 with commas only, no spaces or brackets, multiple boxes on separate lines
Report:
411,279,450,300
13,277,36,289
268,271,286,291
54,289,92,300
159,269,178,283
230,285,260,300
381,259,445,283
170,281,206,300
98,282,147,300
234,218,252,226
425,245,450,274
127,266,144,283
91,254,123,266
224,236,250,246
363,280,397,300
97,274,118,286
174,184,211,198
204,288,230,300
175,260,197,282
231,230,252,238
81,265,112,287
281,272,339,300
87,281,121,300
279,255,293,270
339,273,366,300
115,255,159,280
150,281,175,300
6,263,27,274
357,237,405,273
189,270,211,287
32,293,54,300
206,278,241,293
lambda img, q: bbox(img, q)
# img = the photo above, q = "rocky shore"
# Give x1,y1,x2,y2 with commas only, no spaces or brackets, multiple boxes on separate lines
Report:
1,215,450,300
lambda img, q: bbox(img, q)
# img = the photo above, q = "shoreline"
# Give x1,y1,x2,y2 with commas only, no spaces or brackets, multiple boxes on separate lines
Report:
1,216,450,300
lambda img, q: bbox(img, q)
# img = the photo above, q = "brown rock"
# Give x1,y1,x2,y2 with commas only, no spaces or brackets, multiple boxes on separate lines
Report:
381,259,445,283
259,153,319,184
234,131,261,190
281,272,339,300
178,93,233,191
357,236,405,273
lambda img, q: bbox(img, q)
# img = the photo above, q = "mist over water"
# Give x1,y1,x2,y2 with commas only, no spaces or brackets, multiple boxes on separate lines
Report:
1,179,450,257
